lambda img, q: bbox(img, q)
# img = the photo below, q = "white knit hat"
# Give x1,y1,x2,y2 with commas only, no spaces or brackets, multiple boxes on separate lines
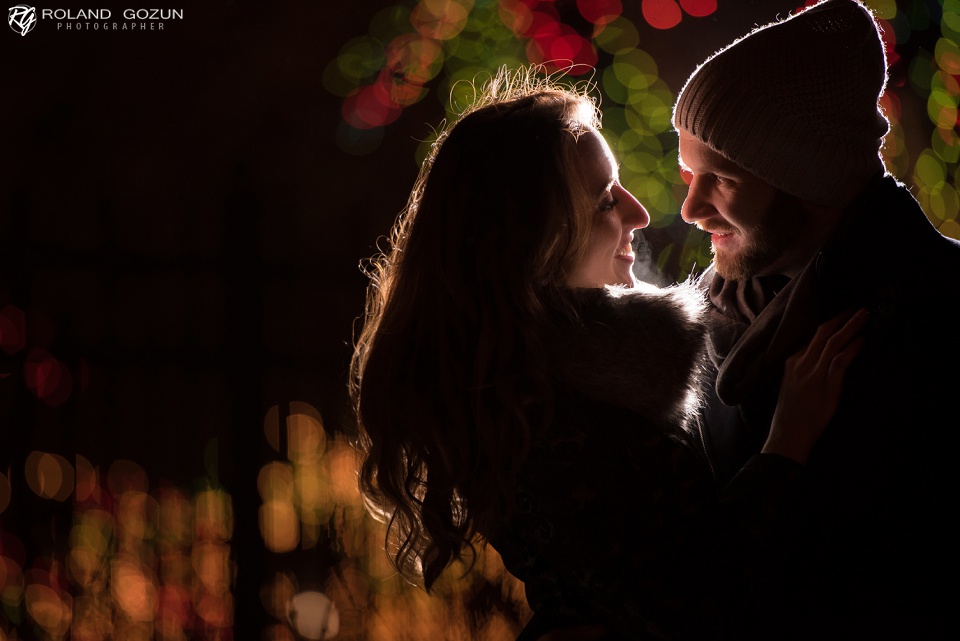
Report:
672,0,889,208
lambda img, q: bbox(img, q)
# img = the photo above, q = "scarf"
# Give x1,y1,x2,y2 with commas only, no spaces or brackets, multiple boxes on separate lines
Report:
705,266,821,406
703,174,923,407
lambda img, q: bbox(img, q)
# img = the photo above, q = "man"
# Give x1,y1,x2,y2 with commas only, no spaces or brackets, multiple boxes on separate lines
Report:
673,0,960,638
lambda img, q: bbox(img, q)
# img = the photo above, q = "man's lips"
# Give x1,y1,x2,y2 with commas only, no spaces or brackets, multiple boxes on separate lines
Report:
701,227,736,247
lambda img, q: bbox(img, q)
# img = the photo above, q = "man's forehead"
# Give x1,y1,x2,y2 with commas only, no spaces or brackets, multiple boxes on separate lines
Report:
678,132,748,175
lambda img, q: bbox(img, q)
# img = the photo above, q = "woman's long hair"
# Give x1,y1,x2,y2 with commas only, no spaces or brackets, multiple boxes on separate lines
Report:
350,67,601,589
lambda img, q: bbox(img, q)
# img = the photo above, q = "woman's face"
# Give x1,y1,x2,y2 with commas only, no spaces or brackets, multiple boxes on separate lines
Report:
566,130,650,288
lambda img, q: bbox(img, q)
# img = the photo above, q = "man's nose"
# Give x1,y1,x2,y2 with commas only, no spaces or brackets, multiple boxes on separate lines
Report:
680,175,714,224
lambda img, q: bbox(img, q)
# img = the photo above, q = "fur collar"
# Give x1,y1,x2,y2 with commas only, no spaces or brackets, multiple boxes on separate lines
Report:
547,281,709,430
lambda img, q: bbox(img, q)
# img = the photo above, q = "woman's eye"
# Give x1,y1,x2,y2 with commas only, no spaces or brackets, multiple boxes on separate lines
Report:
600,198,619,212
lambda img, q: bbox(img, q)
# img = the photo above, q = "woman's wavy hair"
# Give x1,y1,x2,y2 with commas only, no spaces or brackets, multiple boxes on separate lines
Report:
350,66,602,590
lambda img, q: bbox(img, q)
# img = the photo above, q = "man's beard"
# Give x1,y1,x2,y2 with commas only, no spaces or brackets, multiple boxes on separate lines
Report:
712,191,805,281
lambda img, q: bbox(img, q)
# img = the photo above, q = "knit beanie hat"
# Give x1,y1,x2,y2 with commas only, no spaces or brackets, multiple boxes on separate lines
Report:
672,0,889,208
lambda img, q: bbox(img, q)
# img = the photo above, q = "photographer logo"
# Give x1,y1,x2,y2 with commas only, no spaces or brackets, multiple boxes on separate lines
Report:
8,4,36,35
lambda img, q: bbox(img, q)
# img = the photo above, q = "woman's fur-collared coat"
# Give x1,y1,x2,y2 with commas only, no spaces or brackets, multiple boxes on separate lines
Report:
491,283,731,641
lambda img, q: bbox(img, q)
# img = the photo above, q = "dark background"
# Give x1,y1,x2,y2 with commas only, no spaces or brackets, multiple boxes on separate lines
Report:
2,1,954,638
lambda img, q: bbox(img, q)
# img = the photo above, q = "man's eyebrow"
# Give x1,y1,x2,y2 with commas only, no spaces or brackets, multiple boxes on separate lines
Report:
677,155,692,173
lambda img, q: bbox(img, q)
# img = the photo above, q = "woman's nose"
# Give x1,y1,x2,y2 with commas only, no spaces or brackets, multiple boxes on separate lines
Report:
615,184,650,230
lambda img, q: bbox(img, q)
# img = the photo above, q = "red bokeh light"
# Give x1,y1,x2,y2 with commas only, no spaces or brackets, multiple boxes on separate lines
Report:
342,81,402,130
877,18,901,70
24,349,73,407
526,30,598,73
642,0,682,30
523,8,562,39
679,0,717,18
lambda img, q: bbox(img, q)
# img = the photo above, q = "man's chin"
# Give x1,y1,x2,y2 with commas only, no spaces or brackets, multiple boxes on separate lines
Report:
712,249,753,281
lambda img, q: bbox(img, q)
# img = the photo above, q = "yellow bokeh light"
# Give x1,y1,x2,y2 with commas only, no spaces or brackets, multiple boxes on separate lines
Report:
158,488,193,547
615,49,658,92
194,488,233,542
294,464,326,512
260,500,299,553
193,541,232,596
930,183,960,223
932,126,960,164
915,149,947,190
326,441,363,507
866,0,898,20
258,462,295,503
496,0,533,37
411,0,473,41
25,451,75,501
118,491,159,543
595,16,640,54
196,592,233,628
287,403,326,465
111,557,157,622
938,218,960,239
945,6,960,42
936,37,960,75
25,583,71,635
261,572,297,620
300,509,322,551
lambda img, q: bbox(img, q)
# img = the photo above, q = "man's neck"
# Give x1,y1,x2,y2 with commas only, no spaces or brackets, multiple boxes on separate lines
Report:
771,200,847,279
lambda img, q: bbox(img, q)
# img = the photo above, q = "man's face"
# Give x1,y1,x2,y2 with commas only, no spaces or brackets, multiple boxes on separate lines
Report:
678,131,808,280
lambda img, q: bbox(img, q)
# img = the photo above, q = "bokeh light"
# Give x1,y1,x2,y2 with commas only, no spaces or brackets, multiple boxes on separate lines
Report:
24,349,73,407
25,451,75,502
287,591,339,641
642,0,682,30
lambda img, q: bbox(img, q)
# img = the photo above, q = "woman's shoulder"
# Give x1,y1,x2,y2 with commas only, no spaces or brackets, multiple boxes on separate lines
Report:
566,280,708,332
547,282,709,428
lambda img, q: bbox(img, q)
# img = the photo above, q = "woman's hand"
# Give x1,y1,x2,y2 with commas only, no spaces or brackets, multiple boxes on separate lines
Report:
763,308,869,464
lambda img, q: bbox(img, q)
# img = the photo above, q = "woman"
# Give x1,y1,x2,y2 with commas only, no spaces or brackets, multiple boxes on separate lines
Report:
350,67,864,639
